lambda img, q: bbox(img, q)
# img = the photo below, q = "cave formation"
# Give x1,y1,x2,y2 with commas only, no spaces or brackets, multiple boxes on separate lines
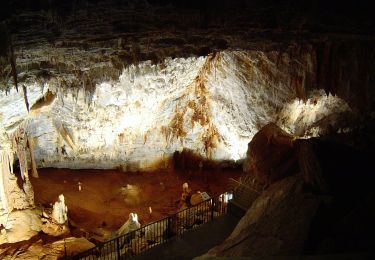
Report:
0,0,375,259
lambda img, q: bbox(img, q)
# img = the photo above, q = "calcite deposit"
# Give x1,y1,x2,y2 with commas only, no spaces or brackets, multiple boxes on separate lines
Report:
51,194,68,224
0,50,352,172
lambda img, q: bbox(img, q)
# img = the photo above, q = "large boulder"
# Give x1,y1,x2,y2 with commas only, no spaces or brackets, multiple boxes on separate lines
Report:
205,175,320,257
0,209,42,244
244,123,298,184
204,134,375,258
41,209,69,237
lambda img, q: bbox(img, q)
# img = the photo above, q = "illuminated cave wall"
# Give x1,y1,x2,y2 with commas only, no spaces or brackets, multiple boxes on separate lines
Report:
0,50,351,171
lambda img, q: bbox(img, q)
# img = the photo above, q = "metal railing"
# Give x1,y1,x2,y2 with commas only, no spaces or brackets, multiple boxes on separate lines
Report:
70,191,233,260
229,178,260,210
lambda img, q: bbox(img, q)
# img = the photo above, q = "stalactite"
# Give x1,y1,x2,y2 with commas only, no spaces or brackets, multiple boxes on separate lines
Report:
6,126,36,210
22,85,30,112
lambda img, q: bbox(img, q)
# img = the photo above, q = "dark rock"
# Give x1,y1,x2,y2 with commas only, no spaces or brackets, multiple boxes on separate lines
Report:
207,175,320,257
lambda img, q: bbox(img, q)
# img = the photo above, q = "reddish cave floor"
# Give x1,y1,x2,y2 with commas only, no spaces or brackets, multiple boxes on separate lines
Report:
30,167,241,241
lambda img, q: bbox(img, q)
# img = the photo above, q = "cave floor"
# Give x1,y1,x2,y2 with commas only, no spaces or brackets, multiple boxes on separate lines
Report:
30,168,241,241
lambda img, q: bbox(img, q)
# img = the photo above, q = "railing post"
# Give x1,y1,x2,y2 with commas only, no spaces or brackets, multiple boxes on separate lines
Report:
211,197,214,221
116,237,121,259
167,215,172,238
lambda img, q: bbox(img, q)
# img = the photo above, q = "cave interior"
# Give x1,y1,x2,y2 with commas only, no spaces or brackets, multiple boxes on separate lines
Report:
0,0,375,259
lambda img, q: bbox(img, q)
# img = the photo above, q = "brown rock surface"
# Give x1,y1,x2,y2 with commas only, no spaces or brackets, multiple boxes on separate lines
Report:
207,175,320,257
0,209,42,244
245,123,298,184
0,237,94,260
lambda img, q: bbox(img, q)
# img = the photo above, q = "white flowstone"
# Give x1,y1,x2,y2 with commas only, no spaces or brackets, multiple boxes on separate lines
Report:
276,89,352,137
52,194,68,224
0,51,353,171
0,84,48,151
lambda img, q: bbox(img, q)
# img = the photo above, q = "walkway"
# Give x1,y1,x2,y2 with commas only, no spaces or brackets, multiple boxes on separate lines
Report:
133,214,239,260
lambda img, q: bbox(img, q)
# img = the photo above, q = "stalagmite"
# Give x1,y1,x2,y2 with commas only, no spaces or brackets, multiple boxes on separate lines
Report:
28,137,39,178
116,213,141,236
11,127,29,181
52,194,68,224
183,183,189,193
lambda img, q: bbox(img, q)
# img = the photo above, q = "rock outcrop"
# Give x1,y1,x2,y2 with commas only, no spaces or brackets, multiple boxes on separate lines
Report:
0,208,41,244
243,123,298,184
0,146,41,244
206,175,320,257
205,125,375,258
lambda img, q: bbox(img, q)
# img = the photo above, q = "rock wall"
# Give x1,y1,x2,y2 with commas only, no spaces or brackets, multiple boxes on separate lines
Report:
0,50,352,171
205,175,320,257
203,130,375,258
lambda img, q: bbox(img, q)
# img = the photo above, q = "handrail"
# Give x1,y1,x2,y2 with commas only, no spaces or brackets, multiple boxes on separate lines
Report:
229,178,260,210
229,177,261,194
69,191,233,259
